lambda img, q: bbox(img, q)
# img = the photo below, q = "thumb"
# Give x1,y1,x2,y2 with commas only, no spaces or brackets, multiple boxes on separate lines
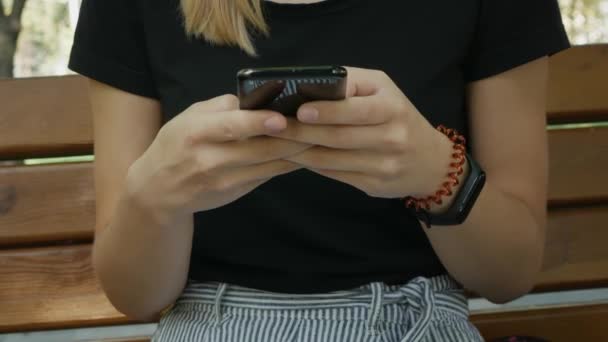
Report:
190,109,287,143
344,67,381,98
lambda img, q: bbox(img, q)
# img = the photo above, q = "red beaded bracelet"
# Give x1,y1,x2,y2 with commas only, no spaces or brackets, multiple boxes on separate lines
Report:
404,125,467,212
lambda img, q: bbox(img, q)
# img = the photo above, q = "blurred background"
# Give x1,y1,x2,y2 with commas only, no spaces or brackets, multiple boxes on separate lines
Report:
1,0,607,79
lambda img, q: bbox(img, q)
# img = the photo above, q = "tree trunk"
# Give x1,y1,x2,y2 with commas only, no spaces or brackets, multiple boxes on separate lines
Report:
0,0,28,78
0,20,18,78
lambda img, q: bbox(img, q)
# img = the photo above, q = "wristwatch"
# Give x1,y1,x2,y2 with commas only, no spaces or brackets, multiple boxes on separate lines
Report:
411,152,486,228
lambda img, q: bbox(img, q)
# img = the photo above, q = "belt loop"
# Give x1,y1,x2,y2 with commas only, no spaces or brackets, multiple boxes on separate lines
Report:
400,277,436,342
214,283,228,327
367,282,384,336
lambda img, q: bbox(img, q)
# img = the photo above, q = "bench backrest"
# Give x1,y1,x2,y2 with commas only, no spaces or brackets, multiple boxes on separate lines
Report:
1,45,607,340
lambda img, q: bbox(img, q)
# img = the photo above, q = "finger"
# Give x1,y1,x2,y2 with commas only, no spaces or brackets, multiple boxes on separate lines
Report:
296,95,392,126
187,109,288,144
219,159,303,189
217,137,313,168
344,66,384,97
194,94,241,112
284,146,388,175
269,120,390,150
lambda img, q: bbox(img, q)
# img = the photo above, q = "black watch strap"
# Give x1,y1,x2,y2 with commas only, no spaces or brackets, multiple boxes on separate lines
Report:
411,153,486,228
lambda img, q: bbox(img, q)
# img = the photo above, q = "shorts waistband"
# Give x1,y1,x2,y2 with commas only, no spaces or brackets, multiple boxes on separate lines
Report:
178,274,463,309
169,274,468,342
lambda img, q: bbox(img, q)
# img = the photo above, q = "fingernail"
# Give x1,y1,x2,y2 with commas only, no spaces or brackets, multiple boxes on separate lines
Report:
264,116,286,131
298,107,318,122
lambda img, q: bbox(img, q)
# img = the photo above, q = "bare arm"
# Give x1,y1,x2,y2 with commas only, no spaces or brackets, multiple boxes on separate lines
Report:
89,78,309,320
424,57,549,303
89,79,193,321
267,61,549,303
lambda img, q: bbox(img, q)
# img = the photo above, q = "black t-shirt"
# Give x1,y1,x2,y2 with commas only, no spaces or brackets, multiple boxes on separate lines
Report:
69,0,570,294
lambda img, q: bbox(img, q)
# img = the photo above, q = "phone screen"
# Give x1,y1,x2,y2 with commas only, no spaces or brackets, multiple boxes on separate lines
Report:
237,66,347,116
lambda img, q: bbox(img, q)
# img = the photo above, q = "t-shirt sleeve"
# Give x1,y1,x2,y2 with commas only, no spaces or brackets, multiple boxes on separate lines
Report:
68,0,159,99
464,0,571,82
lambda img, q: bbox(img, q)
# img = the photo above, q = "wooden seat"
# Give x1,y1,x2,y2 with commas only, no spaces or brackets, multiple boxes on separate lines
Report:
1,44,608,340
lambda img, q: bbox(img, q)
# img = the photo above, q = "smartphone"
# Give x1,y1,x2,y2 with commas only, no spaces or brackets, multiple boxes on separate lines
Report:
237,65,347,116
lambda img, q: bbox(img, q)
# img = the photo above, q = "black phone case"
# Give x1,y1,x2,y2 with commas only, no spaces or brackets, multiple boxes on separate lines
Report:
237,66,347,116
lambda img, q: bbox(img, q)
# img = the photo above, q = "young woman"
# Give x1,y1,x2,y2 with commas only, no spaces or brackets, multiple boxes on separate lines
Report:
68,0,570,340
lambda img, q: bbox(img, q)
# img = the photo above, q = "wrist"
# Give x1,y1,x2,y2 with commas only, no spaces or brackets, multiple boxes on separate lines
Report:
408,132,450,198
404,124,471,221
127,188,187,228
406,150,486,228
125,159,187,227
427,153,470,214
414,131,468,213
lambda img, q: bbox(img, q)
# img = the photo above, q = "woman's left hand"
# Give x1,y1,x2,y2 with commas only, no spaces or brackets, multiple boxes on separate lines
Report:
269,67,457,200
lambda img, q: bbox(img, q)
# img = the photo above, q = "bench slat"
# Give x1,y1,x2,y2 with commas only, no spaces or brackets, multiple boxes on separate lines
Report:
540,205,608,291
472,303,608,342
0,45,606,160
0,76,93,160
0,244,131,333
548,126,608,206
547,44,608,123
0,162,94,246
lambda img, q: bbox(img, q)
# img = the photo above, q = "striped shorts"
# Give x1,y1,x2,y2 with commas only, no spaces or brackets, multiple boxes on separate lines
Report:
151,275,484,341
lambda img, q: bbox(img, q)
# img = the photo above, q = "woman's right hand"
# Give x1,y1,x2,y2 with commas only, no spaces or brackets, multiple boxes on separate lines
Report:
126,94,310,225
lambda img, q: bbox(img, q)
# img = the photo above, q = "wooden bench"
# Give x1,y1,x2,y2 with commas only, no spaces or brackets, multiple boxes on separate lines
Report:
1,44,607,341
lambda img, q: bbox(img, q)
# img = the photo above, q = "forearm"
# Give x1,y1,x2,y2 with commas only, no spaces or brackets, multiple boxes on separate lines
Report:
93,188,194,321
424,173,544,303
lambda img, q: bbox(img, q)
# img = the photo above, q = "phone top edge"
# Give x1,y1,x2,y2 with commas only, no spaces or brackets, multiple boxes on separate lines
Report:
237,65,347,80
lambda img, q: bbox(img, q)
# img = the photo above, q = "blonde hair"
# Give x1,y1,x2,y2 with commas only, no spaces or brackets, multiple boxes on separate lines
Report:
180,0,268,56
